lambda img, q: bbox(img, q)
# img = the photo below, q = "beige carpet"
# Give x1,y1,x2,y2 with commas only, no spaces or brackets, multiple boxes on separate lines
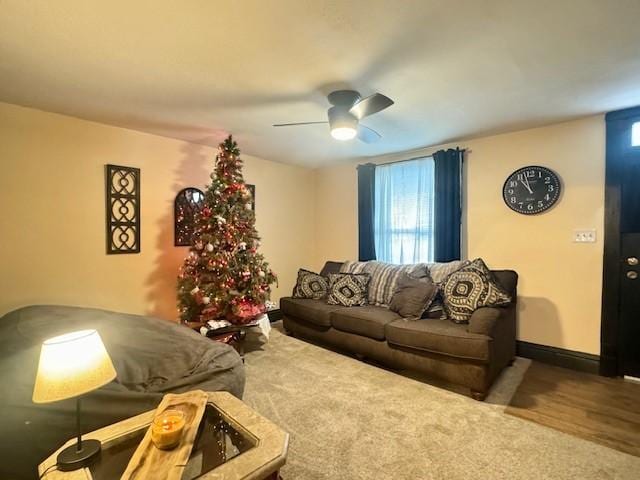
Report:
242,324,640,479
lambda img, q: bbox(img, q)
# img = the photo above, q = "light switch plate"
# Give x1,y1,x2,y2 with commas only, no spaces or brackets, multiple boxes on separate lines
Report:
573,229,596,243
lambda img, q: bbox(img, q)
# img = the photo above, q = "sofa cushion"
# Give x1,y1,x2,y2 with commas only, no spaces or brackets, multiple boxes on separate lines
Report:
280,297,345,327
424,260,470,318
330,306,401,340
326,273,370,307
320,261,344,277
389,273,438,319
441,258,512,324
340,260,430,306
292,268,328,300
385,318,491,362
427,260,470,284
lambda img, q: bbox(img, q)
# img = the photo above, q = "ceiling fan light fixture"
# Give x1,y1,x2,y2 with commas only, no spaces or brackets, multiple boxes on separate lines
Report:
328,107,358,141
273,90,392,144
331,126,357,141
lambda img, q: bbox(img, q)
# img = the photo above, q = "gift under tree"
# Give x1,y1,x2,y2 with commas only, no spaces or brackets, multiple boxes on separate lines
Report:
177,135,277,325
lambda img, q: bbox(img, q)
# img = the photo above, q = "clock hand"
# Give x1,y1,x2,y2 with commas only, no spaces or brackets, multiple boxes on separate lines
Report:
520,177,533,194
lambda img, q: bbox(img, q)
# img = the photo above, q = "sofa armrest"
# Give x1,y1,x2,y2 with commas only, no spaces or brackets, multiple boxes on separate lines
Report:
467,307,502,336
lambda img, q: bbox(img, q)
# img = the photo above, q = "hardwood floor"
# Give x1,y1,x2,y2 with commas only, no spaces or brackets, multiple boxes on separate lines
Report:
506,361,640,457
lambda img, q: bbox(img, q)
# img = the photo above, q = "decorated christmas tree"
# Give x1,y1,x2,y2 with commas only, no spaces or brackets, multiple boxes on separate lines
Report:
177,135,277,325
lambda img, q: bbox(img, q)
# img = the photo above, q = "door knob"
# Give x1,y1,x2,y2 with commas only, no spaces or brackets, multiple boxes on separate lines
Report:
627,271,638,280
628,257,639,266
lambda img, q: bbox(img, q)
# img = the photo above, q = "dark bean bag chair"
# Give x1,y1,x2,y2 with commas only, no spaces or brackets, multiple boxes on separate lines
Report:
0,305,245,479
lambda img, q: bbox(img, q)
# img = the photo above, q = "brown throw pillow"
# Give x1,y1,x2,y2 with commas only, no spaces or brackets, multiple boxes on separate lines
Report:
389,273,438,319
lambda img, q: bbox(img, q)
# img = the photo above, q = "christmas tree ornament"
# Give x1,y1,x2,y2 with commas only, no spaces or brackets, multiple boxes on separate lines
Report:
206,243,214,252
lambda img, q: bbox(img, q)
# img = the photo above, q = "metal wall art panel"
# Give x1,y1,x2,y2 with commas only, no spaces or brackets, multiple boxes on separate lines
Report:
105,164,140,254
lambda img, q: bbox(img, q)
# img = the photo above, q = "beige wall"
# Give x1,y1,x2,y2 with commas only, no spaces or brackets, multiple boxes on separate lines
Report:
315,116,605,354
0,102,605,354
0,102,316,321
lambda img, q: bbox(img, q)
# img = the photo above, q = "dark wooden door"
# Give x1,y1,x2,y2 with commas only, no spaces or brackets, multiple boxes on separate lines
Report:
620,233,640,376
602,107,640,377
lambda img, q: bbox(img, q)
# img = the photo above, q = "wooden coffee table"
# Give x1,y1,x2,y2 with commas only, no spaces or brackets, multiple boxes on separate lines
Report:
38,392,288,480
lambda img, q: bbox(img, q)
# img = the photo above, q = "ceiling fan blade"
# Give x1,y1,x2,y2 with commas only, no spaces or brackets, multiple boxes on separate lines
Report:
357,125,381,143
349,93,394,119
272,121,328,127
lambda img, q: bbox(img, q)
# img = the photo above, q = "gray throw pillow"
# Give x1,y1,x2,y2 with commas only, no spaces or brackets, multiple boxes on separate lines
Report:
292,269,328,300
319,261,344,277
326,273,370,307
389,273,438,319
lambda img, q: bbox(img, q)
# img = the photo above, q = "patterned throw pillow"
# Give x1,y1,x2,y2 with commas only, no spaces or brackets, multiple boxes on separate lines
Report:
326,273,370,307
441,258,512,324
425,260,470,318
292,269,329,300
340,261,430,306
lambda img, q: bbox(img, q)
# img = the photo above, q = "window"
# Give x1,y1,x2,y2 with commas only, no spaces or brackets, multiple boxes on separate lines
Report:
632,122,640,147
374,157,435,264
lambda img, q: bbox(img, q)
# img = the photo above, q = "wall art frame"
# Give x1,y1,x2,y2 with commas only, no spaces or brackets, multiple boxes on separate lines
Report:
105,164,141,254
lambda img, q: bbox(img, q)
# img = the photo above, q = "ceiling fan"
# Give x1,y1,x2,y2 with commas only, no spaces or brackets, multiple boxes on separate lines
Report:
273,90,394,143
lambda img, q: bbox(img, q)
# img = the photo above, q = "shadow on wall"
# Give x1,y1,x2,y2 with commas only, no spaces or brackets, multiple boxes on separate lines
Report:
517,296,563,350
145,141,212,322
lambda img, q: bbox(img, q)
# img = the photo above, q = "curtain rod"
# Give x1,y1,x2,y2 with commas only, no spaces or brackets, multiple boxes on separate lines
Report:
361,148,468,167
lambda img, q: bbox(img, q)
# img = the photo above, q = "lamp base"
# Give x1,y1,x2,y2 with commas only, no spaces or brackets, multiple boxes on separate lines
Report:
56,439,101,471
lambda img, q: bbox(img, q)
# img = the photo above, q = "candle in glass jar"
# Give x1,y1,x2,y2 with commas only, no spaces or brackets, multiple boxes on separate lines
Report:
151,409,186,450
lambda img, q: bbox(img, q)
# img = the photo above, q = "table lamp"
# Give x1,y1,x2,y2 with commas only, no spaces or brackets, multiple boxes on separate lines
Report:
33,329,117,471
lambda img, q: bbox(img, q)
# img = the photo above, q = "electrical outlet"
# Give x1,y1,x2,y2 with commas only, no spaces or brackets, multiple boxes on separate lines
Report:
573,229,596,243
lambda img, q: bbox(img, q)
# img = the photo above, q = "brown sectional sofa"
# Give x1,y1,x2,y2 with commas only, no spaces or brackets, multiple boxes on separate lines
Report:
281,262,518,400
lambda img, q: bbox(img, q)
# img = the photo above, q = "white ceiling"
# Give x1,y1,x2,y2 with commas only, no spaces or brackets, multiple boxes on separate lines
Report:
1,0,640,167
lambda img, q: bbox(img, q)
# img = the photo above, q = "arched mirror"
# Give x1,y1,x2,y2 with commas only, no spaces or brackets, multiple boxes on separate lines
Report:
174,187,205,246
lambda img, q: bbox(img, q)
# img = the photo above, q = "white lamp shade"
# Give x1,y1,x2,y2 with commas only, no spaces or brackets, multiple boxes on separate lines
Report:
33,329,117,403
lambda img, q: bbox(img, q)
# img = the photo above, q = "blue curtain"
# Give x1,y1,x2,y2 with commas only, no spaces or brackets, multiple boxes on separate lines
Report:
374,157,435,264
357,163,377,261
433,148,463,262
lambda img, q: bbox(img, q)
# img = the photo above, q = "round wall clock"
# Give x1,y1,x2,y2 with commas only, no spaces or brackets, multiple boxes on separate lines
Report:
502,165,562,215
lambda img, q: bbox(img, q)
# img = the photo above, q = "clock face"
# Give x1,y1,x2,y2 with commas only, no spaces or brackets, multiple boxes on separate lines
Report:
502,166,561,215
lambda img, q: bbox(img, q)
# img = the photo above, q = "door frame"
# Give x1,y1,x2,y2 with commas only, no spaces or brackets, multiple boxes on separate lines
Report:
601,106,640,376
